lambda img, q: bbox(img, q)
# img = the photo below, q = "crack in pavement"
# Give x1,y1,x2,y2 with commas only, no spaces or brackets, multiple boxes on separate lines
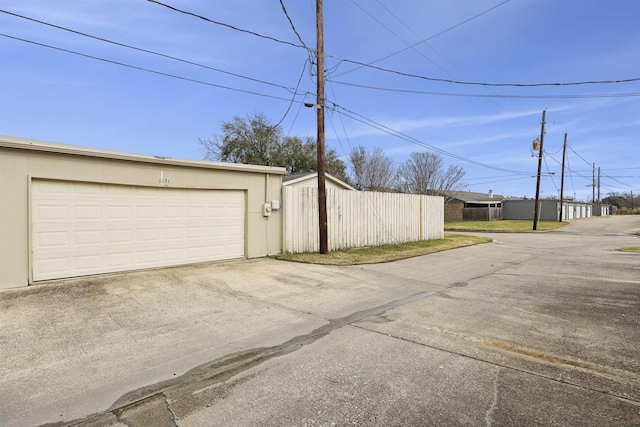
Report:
485,368,501,427
65,254,552,426
67,288,442,426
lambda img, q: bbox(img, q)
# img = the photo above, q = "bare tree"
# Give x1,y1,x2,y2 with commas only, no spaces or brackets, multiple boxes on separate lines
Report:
397,152,466,201
349,146,396,192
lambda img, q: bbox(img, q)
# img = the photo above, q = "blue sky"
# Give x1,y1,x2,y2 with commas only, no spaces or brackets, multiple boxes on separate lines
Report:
1,0,638,201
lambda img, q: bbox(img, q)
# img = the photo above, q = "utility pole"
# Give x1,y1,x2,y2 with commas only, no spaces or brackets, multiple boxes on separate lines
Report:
559,133,567,222
597,167,601,206
592,163,596,203
316,0,328,254
533,109,546,231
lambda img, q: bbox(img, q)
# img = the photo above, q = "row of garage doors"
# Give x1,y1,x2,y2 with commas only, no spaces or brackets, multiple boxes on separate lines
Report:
31,180,245,281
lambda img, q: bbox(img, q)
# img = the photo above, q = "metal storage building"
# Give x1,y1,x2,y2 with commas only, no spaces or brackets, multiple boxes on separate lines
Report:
502,199,593,221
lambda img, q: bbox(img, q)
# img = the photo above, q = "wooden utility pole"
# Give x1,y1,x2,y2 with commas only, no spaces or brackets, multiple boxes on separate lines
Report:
592,163,596,203
316,0,328,254
597,167,601,205
533,109,546,231
559,133,567,222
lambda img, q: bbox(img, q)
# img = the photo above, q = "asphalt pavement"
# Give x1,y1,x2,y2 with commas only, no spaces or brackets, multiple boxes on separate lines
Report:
1,215,639,426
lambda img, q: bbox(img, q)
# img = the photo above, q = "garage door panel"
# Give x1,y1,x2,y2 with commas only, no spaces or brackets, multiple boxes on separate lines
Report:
32,180,245,281
76,206,103,220
76,255,102,271
35,205,69,222
136,206,159,219
36,257,69,276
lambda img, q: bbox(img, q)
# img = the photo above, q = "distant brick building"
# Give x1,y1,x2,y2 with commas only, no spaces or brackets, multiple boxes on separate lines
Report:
445,190,518,221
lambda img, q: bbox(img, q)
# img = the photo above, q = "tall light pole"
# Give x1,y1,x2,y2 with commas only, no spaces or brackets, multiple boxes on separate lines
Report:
316,0,328,254
533,109,546,231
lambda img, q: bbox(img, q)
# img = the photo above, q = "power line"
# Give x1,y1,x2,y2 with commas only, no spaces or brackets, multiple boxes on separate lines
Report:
600,171,640,190
349,0,450,76
137,4,637,89
466,176,531,186
0,33,303,103
565,153,577,198
329,101,529,175
285,97,307,137
327,79,640,99
373,0,483,83
465,174,525,181
0,9,295,92
332,59,640,87
274,59,309,128
546,153,591,181
566,145,593,168
543,155,559,193
332,0,512,78
326,80,354,152
279,0,309,49
147,0,306,50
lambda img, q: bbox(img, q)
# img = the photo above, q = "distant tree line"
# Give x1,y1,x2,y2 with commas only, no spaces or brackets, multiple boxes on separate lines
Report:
603,192,639,215
200,112,467,199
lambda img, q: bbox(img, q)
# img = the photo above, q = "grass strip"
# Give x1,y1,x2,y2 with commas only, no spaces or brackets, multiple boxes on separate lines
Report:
445,220,568,232
273,234,492,266
616,247,640,253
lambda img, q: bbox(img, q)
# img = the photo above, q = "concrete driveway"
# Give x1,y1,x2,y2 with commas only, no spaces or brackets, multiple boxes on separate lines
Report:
1,216,639,426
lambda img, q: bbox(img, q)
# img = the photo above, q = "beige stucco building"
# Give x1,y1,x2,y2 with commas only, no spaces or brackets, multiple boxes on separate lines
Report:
0,136,285,289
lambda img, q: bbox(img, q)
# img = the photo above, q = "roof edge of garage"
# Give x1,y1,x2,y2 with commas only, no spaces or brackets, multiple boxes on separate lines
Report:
0,135,287,175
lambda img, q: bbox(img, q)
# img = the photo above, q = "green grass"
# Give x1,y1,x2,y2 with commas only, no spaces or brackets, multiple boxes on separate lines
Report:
616,247,640,253
445,220,568,232
273,234,492,266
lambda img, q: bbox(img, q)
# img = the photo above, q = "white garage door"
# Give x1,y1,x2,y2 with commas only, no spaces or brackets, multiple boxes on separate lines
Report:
31,180,245,281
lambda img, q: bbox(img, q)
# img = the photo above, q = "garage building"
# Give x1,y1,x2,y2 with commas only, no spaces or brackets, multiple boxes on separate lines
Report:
0,136,285,289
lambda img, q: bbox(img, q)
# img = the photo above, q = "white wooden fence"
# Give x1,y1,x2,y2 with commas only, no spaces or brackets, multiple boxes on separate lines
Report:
282,187,444,253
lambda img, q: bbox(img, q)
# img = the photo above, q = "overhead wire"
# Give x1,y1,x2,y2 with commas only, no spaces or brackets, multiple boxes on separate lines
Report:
601,171,640,191
1,7,315,138
326,80,354,152
372,0,496,89
341,0,637,192
4,6,634,192
350,0,614,177
127,4,638,89
3,31,534,181
465,176,531,186
146,0,307,50
0,33,302,103
331,60,640,87
0,9,298,92
348,0,450,76
331,0,512,78
566,145,594,168
274,59,310,129
285,98,306,137
565,153,578,199
278,0,309,49
543,155,559,193
328,101,529,175
546,153,592,181
326,80,640,99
